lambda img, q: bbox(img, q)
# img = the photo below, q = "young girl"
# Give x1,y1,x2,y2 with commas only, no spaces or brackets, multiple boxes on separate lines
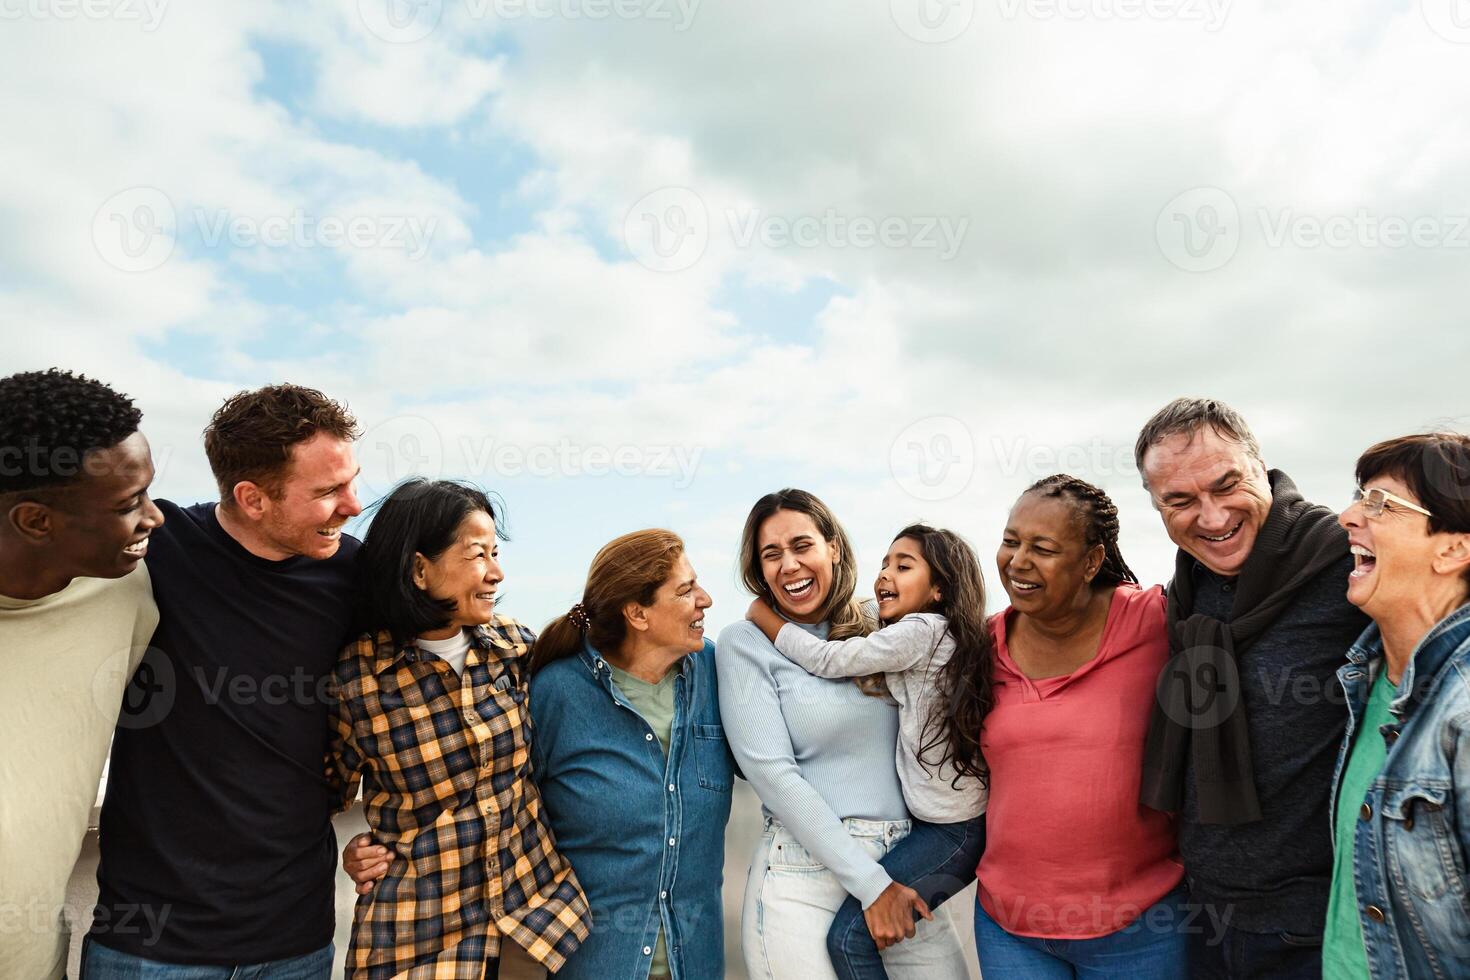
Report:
746,522,992,980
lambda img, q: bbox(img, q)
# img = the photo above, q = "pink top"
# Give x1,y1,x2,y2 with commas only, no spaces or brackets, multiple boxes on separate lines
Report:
976,582,1183,939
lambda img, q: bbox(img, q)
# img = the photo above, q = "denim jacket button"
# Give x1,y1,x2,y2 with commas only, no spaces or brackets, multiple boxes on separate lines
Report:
1366,905,1386,923
1360,802,1372,820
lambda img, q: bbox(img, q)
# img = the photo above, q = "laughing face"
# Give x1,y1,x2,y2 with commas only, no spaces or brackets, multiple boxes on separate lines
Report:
39,431,164,579
413,508,503,634
1338,473,1439,620
640,552,713,653
997,492,1103,617
1142,426,1273,577
757,508,838,624
257,432,362,559
874,536,941,624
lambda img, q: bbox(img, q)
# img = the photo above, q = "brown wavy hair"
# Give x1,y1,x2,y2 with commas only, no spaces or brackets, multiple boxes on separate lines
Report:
204,383,359,503
738,489,882,693
531,529,686,673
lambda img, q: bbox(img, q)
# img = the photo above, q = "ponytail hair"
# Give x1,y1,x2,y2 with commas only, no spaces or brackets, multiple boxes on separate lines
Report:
530,529,686,674
1023,474,1138,588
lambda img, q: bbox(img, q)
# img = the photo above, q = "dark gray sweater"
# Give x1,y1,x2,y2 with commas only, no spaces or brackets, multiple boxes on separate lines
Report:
1178,552,1369,935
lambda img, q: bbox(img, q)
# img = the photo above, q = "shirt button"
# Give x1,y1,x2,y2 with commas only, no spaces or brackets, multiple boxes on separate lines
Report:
668,784,676,792
1366,905,1385,923
661,891,668,900
645,733,654,742
1360,803,1372,820
643,946,653,956
668,837,677,846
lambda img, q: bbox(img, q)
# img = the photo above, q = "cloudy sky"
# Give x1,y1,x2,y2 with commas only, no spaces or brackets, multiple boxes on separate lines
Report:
5,0,1468,630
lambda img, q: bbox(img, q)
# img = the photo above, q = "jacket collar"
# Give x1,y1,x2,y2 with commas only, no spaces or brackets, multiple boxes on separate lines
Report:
578,639,695,687
1345,601,1470,712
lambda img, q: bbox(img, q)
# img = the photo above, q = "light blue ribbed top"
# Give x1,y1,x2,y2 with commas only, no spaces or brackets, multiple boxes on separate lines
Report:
716,618,906,906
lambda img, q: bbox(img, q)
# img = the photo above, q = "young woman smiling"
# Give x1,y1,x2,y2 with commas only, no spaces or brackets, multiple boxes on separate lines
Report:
971,475,1186,979
718,489,971,980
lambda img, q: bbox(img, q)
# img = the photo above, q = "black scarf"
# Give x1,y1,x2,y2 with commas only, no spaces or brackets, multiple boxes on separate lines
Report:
1139,470,1347,825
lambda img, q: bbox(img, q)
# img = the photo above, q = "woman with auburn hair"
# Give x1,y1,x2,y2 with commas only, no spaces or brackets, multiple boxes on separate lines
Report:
718,489,972,979
527,528,732,980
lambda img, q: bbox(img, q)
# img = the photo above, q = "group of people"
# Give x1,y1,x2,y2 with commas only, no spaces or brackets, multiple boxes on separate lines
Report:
1,367,1467,980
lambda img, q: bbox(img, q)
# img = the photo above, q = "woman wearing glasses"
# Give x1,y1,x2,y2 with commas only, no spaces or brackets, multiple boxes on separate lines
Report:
1324,433,1470,980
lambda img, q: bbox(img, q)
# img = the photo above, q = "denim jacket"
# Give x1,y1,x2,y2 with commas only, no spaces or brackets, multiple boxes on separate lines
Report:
1332,602,1470,980
528,638,733,980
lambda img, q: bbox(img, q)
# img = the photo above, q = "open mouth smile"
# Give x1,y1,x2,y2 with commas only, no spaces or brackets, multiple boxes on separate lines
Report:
1199,520,1243,544
782,577,815,600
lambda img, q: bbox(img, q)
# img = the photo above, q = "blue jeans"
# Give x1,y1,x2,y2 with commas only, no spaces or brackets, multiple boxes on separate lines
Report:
79,937,333,979
972,886,1189,979
1186,922,1322,980
826,816,985,980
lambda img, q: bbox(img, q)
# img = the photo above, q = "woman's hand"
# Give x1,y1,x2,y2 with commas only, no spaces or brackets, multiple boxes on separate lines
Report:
342,833,391,895
745,597,784,642
863,881,933,950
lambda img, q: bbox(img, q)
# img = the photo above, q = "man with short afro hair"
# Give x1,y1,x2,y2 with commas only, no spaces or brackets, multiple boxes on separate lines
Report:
0,368,163,980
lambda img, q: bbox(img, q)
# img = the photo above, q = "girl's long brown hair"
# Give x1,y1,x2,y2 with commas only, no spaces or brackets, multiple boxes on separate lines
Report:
530,528,685,673
895,523,995,788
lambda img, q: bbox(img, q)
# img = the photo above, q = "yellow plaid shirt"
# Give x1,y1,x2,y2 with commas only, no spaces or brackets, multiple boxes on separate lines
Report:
329,617,590,979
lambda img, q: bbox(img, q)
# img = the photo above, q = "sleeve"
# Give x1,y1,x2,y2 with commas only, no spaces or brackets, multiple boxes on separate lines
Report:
325,667,365,813
773,616,939,679
716,622,893,907
528,675,556,790
1453,709,1470,860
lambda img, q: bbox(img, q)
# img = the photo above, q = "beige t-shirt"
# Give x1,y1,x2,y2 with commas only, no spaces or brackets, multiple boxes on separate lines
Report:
0,567,158,980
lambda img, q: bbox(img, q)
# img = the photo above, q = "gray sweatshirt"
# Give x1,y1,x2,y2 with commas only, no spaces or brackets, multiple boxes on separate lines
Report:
775,612,986,824
716,619,907,906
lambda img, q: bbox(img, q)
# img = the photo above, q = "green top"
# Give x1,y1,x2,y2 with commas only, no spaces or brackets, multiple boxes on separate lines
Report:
1323,668,1397,980
609,662,678,979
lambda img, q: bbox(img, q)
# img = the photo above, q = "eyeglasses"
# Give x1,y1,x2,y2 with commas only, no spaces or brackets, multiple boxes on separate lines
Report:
1352,486,1434,520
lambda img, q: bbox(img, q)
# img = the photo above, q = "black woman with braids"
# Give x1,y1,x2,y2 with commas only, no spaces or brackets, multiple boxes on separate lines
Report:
968,474,1189,979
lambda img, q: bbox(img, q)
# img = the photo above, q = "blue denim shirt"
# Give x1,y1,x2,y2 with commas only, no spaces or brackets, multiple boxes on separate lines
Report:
1332,602,1470,980
529,638,732,980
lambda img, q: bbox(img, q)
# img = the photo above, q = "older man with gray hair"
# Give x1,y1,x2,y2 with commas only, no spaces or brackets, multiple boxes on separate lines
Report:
1134,397,1367,980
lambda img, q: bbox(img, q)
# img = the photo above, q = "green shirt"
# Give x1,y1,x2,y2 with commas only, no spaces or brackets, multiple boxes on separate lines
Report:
609,662,678,979
1323,668,1397,980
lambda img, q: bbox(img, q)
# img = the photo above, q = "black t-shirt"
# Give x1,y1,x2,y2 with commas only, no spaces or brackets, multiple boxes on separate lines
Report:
91,500,360,963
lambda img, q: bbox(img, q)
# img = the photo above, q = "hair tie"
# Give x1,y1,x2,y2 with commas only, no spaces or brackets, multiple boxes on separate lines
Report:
568,602,591,631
